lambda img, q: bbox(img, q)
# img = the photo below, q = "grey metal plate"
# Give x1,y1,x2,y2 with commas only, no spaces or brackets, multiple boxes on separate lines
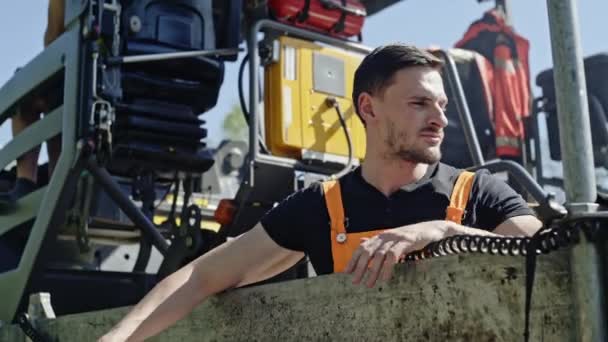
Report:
313,53,345,97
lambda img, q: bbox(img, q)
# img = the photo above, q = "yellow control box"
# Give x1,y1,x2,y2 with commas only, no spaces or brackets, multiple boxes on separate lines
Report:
264,36,366,161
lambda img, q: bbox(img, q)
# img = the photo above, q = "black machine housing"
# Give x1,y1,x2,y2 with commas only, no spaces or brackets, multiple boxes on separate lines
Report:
529,53,608,199
19,0,245,317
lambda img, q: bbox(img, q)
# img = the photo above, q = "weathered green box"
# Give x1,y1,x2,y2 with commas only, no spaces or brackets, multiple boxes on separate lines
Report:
1,250,574,341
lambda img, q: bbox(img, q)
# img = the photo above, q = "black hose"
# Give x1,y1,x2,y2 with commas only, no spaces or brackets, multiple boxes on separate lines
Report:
238,53,268,154
167,174,180,224
326,97,354,179
133,235,152,272
133,173,157,273
238,53,251,120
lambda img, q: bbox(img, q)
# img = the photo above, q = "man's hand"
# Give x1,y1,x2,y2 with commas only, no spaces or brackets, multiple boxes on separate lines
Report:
344,220,499,288
344,220,449,288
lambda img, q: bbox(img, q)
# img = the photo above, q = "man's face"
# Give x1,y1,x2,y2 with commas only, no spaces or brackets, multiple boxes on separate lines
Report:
365,66,448,164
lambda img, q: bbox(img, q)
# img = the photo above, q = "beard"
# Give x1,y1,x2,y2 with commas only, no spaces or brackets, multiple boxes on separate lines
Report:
385,121,442,164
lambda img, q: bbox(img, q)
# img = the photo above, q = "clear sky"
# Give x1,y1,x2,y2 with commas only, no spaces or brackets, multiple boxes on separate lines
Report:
0,1,605,152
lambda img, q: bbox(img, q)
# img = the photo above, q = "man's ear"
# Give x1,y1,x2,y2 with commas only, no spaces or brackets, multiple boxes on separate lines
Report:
358,92,376,123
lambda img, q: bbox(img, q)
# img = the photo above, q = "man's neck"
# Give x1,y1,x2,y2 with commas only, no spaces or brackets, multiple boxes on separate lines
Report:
360,156,430,197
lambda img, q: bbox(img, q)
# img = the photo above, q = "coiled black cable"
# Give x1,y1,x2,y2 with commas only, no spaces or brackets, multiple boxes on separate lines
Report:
403,224,578,262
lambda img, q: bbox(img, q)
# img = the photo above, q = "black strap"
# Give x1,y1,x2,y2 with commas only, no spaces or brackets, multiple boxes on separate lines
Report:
523,232,541,342
296,0,312,22
17,313,50,342
332,0,348,33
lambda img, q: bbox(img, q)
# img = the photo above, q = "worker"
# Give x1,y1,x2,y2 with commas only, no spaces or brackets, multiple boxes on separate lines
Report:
0,0,64,206
98,44,542,341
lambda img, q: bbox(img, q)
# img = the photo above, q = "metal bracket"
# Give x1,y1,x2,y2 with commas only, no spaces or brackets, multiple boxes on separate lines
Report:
566,202,600,216
28,293,56,320
64,173,94,252
157,204,203,279
89,99,114,162
86,158,169,254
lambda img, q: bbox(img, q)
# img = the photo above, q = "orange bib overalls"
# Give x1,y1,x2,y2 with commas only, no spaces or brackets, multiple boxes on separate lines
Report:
322,171,475,273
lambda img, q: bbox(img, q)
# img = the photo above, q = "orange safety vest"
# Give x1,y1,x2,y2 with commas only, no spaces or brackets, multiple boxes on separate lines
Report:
455,9,531,158
322,171,475,273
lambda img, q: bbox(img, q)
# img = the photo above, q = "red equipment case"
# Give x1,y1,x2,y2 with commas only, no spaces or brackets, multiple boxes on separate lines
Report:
268,0,366,38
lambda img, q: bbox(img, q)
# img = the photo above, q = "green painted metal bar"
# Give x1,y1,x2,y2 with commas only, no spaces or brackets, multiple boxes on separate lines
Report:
546,0,605,341
0,106,62,171
0,33,68,126
65,0,88,31
0,22,82,322
0,188,46,237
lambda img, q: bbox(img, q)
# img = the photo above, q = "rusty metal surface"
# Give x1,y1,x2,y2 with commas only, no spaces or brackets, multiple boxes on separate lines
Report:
0,250,574,341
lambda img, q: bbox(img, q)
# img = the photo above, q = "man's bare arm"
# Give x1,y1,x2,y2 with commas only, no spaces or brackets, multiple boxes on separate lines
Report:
493,215,543,237
99,224,304,341
446,214,542,238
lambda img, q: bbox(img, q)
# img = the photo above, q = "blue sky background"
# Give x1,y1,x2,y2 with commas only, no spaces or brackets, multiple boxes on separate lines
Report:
0,1,605,152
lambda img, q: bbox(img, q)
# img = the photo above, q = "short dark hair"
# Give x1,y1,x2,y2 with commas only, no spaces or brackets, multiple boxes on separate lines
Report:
352,44,444,123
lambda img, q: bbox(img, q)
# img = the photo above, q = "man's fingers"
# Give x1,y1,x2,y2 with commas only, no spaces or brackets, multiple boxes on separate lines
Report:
351,238,383,284
344,237,371,273
344,248,360,274
365,241,395,288
380,241,409,282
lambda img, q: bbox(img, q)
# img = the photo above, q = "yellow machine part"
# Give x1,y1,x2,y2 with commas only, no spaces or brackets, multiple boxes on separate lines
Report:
264,36,366,160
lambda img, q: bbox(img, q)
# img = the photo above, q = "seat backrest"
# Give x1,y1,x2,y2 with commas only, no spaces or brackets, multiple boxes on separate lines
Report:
120,0,225,113
122,0,216,50
105,0,228,175
536,53,608,167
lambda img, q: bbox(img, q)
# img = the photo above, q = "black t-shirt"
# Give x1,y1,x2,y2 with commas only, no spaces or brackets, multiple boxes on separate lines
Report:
260,163,534,275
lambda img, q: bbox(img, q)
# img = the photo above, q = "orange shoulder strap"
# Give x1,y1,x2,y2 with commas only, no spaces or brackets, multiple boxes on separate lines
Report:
324,180,379,273
445,171,475,225
322,180,346,235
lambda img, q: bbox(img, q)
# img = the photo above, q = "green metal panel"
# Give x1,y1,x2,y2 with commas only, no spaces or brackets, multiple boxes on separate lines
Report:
0,107,62,171
0,24,82,322
0,251,575,341
0,34,67,126
65,0,89,32
0,188,46,237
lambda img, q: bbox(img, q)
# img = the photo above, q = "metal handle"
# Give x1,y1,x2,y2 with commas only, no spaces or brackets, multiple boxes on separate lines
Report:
106,48,242,65
433,49,485,167
468,159,567,222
